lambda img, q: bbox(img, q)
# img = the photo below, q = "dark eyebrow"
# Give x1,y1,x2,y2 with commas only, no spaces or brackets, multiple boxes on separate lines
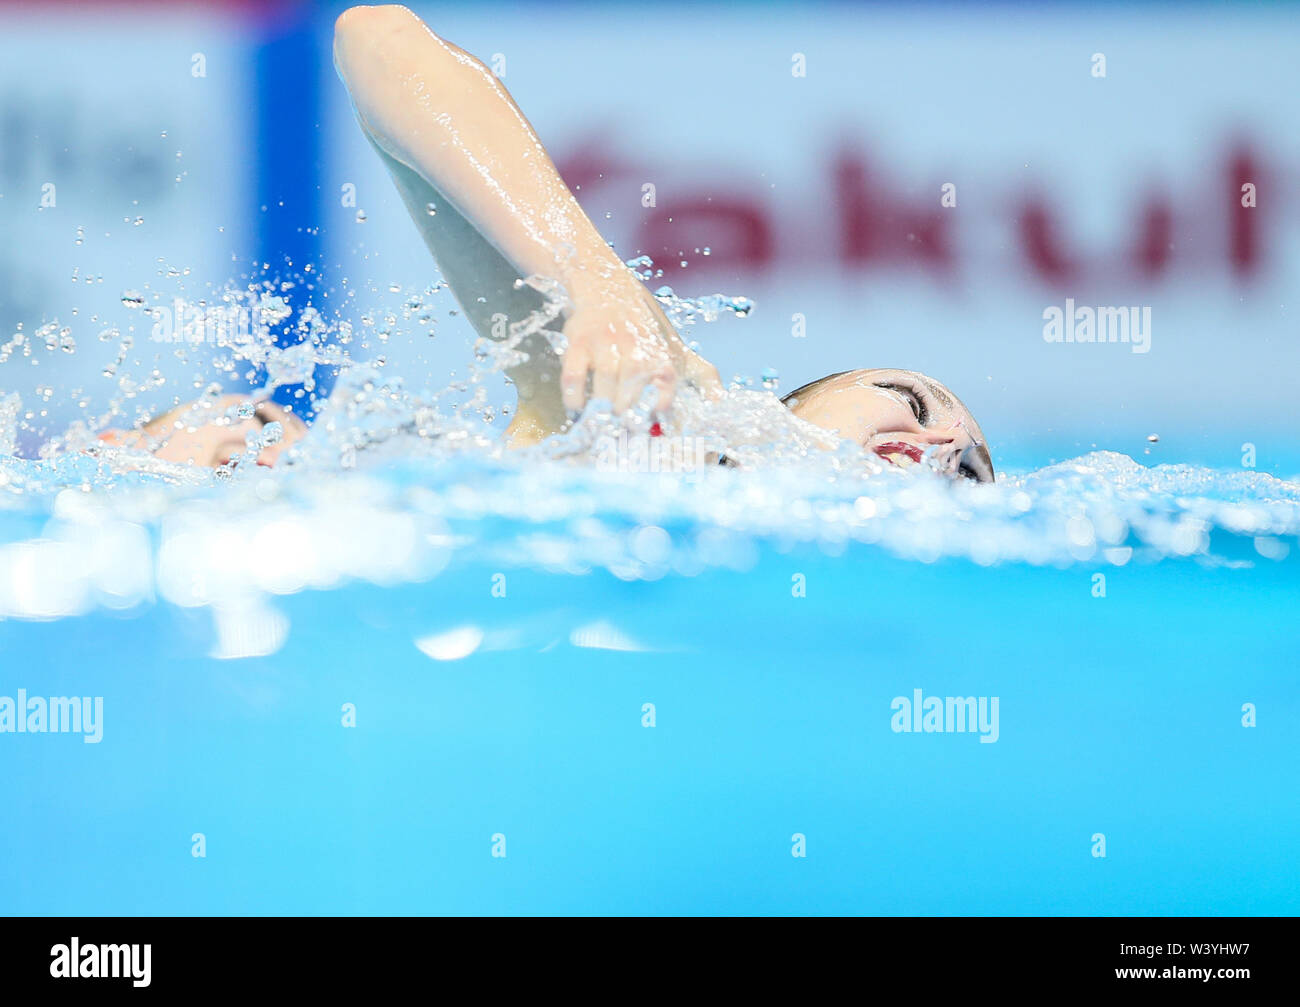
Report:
923,380,953,409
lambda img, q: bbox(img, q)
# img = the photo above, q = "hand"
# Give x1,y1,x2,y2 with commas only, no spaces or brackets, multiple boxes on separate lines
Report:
559,269,722,417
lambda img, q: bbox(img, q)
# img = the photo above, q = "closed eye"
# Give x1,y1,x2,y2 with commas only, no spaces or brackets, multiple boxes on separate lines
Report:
874,382,929,425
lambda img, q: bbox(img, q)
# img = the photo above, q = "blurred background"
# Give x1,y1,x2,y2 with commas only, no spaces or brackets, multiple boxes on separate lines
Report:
1,0,1297,471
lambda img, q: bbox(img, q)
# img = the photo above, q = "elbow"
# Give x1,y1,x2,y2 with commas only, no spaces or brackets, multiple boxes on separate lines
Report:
334,5,428,67
334,5,476,88
335,5,419,41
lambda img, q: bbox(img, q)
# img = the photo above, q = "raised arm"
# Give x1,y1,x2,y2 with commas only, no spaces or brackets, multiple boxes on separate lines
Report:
333,4,719,440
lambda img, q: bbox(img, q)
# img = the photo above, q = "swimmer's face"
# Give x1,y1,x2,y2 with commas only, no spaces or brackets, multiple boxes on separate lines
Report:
783,368,994,481
101,395,308,468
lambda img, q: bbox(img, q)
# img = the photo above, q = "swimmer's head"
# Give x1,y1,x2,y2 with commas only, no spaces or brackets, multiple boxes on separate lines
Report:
782,368,994,482
98,394,308,468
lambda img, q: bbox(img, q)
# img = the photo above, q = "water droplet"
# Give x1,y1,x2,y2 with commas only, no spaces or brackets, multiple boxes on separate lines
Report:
425,202,437,216
1147,433,1159,443
355,209,367,223
121,291,145,308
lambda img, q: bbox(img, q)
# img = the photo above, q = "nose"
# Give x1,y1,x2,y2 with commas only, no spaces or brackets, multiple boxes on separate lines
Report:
920,423,977,476
928,441,963,476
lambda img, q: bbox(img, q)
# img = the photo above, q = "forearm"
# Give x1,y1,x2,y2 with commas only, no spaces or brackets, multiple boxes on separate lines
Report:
334,5,616,291
335,5,722,428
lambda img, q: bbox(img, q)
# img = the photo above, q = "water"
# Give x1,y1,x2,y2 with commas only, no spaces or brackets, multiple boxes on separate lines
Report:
2,447,1298,614
1,266,1297,915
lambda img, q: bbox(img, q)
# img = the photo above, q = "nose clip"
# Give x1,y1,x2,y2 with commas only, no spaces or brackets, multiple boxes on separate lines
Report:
922,439,985,480
957,443,992,482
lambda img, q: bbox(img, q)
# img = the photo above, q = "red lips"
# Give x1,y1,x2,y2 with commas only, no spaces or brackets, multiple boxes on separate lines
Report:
873,441,924,464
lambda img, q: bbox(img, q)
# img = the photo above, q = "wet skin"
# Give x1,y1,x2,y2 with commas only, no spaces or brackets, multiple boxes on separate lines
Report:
97,8,996,482
99,394,308,468
784,368,994,481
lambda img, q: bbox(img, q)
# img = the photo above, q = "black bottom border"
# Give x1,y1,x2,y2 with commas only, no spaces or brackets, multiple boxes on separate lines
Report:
0,916,1286,993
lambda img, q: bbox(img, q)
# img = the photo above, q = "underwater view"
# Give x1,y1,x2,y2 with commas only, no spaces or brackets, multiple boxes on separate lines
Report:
1,0,1298,937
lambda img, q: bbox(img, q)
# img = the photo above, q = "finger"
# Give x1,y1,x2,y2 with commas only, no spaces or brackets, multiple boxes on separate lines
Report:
684,354,723,399
647,362,676,414
613,355,650,414
560,342,591,415
591,346,619,406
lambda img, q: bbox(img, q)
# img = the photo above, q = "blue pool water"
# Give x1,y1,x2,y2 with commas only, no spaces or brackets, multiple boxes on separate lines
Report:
4,0,1299,919
2,447,1297,915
